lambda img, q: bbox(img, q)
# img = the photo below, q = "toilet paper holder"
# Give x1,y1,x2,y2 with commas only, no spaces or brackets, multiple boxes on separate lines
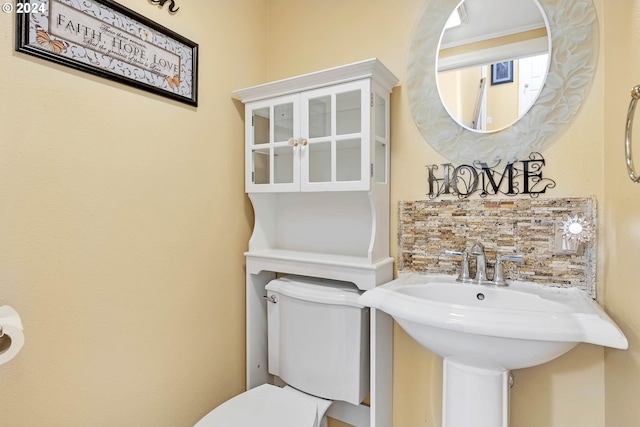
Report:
0,305,25,365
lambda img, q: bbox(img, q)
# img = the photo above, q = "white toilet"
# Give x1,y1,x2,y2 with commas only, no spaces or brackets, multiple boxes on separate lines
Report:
195,276,369,427
194,275,370,427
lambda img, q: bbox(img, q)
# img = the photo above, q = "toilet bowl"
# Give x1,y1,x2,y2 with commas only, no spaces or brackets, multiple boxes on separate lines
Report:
194,275,369,427
194,384,332,427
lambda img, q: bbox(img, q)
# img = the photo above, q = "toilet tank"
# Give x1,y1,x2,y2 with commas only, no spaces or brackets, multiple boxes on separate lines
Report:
265,275,370,406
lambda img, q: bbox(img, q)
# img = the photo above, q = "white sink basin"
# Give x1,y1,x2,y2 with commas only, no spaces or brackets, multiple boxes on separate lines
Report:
358,273,628,427
359,273,627,370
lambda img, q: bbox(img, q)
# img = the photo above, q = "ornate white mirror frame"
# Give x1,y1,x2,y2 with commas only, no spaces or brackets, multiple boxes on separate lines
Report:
407,0,598,164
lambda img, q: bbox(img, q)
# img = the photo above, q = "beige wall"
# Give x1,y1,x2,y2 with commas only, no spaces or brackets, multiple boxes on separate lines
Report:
266,0,614,426
3,0,639,426
0,1,266,426
603,1,640,425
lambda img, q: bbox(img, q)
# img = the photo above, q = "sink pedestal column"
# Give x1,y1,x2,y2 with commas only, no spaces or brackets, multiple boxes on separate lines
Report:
443,358,509,427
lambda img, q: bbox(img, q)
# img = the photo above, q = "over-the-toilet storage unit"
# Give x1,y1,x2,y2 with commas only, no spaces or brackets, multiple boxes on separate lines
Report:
233,59,397,427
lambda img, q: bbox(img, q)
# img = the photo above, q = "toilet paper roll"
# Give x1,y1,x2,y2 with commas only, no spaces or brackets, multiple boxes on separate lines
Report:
0,305,24,366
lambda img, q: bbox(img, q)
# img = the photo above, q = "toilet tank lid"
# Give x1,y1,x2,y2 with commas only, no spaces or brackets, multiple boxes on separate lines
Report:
265,275,364,308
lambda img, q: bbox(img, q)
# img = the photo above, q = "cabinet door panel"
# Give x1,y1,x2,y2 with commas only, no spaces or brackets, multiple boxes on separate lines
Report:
308,95,331,138
372,87,391,185
336,138,362,182
308,141,332,183
251,148,270,185
336,90,362,135
245,94,300,192
274,103,295,142
252,108,270,145
301,80,370,192
374,141,387,184
274,145,295,184
374,93,387,138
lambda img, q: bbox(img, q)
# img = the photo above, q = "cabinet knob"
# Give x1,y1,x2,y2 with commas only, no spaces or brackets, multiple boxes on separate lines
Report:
288,138,307,147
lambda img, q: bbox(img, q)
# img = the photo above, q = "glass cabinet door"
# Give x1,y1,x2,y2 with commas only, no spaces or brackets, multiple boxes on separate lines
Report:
245,94,300,192
373,92,389,184
300,80,370,192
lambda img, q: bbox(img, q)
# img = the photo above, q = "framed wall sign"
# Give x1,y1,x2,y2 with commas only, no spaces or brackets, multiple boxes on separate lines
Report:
16,0,198,106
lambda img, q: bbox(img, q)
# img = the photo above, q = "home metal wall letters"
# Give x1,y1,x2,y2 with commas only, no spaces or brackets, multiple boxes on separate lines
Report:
426,153,556,199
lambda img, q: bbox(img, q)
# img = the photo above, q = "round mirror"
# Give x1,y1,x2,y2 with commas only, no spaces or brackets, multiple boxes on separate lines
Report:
407,0,598,164
436,0,551,133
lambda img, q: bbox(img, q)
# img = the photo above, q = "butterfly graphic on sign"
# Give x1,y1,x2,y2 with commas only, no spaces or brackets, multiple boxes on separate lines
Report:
166,75,180,89
36,28,67,54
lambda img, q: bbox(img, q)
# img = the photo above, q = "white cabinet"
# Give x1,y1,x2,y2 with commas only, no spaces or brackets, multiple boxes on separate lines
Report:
233,59,398,427
236,61,394,193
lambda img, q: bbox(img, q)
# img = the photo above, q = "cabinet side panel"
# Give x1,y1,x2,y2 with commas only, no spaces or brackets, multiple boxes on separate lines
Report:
248,193,278,251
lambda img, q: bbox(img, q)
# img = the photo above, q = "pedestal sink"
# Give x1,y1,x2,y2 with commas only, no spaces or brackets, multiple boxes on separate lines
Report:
358,273,628,427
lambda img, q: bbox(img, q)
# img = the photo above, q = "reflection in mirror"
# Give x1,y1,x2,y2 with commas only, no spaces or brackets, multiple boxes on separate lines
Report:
436,0,550,133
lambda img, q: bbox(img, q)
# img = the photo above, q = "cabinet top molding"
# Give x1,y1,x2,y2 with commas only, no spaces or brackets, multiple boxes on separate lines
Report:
233,58,399,103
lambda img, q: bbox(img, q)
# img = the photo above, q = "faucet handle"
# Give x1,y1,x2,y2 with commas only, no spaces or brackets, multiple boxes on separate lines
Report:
501,255,524,263
492,254,524,286
445,250,472,282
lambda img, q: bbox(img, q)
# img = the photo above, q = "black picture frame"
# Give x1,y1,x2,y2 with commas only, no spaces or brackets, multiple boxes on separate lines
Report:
490,61,514,86
16,0,198,106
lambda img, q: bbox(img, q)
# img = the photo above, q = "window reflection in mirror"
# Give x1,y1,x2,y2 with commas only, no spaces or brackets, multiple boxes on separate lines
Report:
436,0,550,133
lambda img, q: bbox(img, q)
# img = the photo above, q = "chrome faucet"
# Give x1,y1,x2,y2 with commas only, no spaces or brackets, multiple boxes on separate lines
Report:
470,242,490,284
447,243,524,286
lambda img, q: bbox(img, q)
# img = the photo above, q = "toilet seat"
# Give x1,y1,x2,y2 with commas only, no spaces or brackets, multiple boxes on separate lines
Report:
194,384,332,427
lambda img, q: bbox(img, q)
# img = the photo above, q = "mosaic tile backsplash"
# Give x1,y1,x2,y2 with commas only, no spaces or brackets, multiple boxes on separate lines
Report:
398,197,596,296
